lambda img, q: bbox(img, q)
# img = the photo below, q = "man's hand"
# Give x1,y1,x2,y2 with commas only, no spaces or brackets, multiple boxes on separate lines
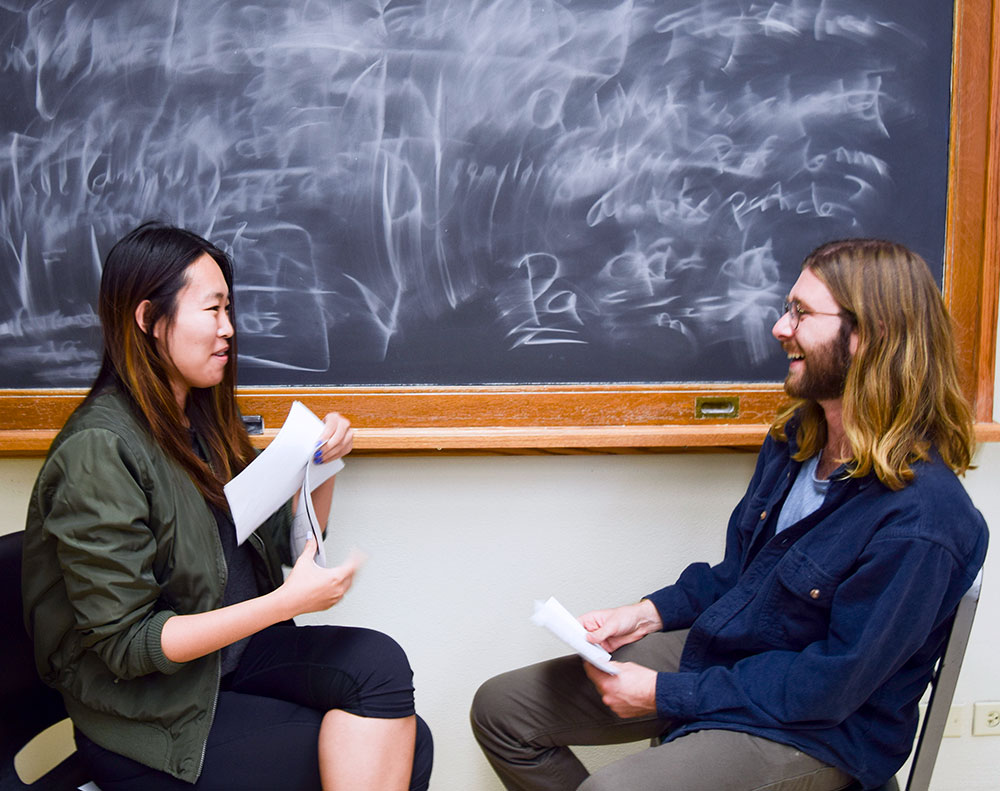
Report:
579,599,663,653
583,661,658,718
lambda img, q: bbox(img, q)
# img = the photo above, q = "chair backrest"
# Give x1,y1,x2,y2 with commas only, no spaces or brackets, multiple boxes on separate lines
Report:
0,530,70,763
1,530,97,790
902,570,983,791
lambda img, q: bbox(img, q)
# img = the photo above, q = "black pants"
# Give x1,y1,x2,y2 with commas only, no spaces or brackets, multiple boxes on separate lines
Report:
76,624,433,790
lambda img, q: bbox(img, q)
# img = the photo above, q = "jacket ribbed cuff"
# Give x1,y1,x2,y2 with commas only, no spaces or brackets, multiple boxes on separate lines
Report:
146,609,186,675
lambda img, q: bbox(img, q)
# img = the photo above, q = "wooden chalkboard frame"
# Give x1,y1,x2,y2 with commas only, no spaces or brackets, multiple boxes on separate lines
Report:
2,0,998,456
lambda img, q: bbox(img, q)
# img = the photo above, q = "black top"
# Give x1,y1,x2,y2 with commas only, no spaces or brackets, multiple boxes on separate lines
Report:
189,430,259,676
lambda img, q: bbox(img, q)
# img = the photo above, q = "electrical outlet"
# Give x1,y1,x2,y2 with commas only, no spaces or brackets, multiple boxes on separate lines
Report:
972,702,1000,736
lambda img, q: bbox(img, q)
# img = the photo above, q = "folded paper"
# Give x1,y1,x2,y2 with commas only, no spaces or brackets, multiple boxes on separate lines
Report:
531,596,619,675
225,401,343,556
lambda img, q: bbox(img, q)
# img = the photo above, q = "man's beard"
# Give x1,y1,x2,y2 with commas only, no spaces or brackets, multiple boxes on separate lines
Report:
784,320,853,401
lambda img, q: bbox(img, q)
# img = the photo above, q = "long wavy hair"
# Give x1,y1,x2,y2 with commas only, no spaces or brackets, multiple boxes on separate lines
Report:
770,239,975,489
88,222,254,508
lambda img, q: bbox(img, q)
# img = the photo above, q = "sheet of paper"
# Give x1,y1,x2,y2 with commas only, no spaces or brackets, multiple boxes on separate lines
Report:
225,401,343,546
291,461,327,566
531,596,619,675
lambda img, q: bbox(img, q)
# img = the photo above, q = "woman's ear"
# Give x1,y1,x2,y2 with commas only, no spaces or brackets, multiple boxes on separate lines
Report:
134,300,153,335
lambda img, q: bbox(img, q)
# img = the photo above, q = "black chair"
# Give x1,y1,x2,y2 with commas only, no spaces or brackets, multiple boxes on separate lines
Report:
0,530,90,789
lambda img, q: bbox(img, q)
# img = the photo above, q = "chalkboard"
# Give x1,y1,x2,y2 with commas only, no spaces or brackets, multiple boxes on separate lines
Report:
0,0,956,390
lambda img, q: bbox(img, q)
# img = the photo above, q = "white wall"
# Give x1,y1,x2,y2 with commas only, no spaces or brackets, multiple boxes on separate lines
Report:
3,442,998,789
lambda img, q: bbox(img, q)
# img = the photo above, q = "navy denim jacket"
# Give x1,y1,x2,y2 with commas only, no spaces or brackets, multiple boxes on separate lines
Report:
645,424,988,789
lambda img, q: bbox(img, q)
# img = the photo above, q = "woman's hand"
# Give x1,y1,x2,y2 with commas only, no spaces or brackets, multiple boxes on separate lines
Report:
305,412,352,531
579,599,663,653
314,412,353,465
279,538,364,616
161,540,366,663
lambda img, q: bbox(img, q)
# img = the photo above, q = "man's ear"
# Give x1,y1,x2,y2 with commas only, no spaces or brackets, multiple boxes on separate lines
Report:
134,300,155,336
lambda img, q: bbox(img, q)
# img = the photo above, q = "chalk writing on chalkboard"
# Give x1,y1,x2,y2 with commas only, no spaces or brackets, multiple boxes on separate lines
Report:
0,0,951,388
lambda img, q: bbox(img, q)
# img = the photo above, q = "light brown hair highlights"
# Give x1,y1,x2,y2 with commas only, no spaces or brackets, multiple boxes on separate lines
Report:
771,239,975,489
89,222,254,509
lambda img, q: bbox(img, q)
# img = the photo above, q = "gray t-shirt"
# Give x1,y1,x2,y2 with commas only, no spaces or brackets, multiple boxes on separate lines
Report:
775,453,830,534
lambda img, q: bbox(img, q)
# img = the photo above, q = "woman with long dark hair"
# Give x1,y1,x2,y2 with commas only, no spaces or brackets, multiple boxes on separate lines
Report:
22,222,432,790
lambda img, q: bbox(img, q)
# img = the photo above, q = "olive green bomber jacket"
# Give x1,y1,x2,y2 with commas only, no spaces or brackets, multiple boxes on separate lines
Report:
22,387,292,783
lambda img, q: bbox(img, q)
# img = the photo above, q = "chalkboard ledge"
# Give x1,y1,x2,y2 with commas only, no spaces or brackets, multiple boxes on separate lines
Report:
3,386,999,456
3,383,792,456
3,422,1000,457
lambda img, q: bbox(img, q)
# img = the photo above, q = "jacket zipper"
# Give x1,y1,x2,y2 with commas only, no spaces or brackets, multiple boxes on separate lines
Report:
194,656,221,779
194,483,228,781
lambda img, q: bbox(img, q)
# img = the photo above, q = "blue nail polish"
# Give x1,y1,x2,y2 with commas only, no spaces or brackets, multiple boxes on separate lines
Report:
313,452,322,464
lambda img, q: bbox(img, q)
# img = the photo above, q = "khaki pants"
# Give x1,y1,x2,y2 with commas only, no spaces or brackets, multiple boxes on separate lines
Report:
470,630,854,791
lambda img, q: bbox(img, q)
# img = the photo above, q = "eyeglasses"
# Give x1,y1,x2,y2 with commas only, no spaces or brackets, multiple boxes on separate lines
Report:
781,300,848,330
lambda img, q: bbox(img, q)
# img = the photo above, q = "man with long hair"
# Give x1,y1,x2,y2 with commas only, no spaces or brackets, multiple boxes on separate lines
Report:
471,239,988,791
